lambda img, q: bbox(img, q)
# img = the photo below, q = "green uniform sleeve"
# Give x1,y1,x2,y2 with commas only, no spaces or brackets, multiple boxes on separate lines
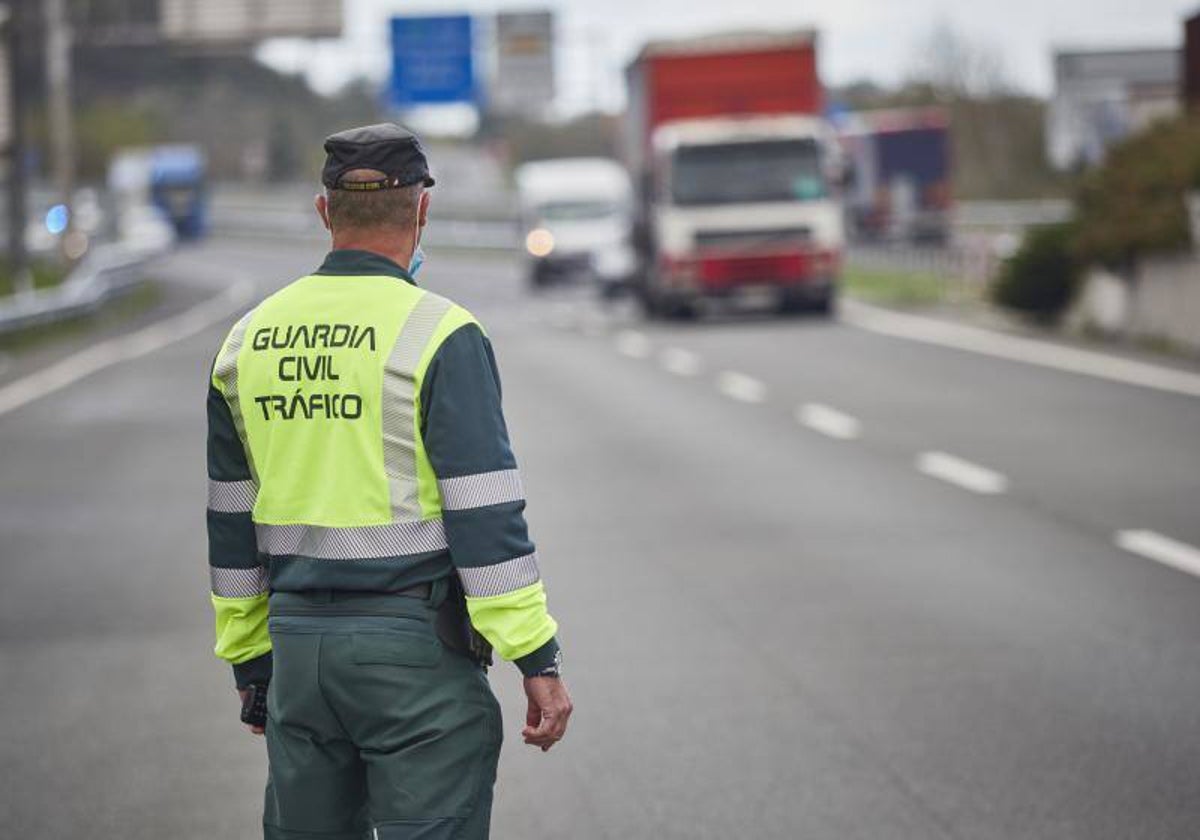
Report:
207,358,272,688
420,322,560,675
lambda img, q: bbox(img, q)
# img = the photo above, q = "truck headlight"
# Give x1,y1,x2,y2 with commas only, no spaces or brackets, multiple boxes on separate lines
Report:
526,228,555,258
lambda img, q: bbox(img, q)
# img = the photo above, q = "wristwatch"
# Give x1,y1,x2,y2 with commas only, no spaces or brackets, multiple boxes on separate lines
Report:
533,649,563,679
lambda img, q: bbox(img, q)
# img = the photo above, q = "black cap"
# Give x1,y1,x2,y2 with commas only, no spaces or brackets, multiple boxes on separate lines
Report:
321,123,435,191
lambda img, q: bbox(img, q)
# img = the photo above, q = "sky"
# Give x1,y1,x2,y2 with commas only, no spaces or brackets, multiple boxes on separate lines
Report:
257,0,1200,114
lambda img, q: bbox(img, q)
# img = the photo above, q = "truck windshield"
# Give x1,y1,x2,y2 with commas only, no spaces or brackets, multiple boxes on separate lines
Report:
671,139,825,205
538,201,620,222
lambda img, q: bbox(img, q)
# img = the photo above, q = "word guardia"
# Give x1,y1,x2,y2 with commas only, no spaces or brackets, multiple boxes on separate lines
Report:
251,323,377,352
250,322,377,421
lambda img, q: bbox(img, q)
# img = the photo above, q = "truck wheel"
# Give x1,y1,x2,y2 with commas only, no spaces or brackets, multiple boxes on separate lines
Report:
778,292,807,316
811,289,837,317
641,290,696,321
637,286,668,319
529,263,552,291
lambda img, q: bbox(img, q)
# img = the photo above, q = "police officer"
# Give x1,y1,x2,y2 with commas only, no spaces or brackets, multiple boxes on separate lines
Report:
205,123,572,839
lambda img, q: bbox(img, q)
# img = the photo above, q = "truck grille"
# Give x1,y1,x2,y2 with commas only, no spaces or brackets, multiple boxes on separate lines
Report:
694,227,812,253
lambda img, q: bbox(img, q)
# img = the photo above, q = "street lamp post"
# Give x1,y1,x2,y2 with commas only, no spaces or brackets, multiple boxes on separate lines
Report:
44,0,76,263
2,0,31,295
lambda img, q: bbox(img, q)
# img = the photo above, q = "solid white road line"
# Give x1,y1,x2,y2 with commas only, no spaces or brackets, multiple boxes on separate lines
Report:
796,402,861,440
0,280,256,418
716,371,767,403
840,299,1200,399
615,329,652,359
916,450,1008,494
659,347,701,377
1116,530,1200,579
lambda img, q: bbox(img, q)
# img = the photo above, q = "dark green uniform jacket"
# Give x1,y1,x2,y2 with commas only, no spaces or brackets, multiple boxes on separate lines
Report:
206,249,560,687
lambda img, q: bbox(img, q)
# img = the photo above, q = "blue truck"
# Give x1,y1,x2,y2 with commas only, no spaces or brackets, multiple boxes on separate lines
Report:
839,108,951,245
109,145,208,242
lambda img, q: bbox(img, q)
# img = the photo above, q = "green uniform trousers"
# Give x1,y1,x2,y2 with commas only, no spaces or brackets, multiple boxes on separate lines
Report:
262,589,503,840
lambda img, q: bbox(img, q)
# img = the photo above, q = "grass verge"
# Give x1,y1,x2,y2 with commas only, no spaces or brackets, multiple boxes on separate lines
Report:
842,266,952,308
0,258,71,298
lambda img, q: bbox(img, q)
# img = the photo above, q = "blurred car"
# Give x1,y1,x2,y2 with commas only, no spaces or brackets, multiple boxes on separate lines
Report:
515,157,636,293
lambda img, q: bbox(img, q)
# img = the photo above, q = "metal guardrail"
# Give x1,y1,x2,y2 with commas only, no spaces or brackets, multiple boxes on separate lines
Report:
845,243,1001,302
953,199,1073,232
0,242,161,335
208,199,520,251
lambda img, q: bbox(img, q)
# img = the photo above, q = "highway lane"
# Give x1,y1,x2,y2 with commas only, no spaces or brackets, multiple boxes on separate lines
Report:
552,293,1200,549
1,237,1199,838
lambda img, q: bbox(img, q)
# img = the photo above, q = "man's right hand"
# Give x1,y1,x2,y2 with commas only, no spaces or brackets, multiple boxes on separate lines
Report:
521,677,573,752
237,688,266,736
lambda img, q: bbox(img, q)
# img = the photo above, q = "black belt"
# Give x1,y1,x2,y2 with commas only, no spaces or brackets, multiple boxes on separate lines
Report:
269,579,492,668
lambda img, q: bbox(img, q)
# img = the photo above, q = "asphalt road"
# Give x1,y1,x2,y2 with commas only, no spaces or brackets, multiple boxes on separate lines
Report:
2,235,1199,839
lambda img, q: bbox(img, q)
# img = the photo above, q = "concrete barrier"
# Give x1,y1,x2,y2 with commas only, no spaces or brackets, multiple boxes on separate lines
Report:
1068,255,1200,354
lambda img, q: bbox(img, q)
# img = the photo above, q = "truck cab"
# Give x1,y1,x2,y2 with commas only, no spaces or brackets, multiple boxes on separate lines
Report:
646,115,843,315
515,157,636,293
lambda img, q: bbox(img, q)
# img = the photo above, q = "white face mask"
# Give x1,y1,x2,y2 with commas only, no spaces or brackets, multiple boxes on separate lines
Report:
409,244,426,277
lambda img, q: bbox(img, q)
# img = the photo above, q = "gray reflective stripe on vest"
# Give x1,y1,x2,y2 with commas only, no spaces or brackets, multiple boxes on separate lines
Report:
208,479,257,513
210,565,268,598
213,308,259,482
457,552,540,598
382,292,454,519
256,519,448,559
439,469,524,511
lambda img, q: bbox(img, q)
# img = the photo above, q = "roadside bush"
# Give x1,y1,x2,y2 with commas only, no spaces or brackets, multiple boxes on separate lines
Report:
991,222,1081,322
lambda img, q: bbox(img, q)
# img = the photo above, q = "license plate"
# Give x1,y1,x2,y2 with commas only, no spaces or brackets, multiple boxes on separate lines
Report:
733,285,779,308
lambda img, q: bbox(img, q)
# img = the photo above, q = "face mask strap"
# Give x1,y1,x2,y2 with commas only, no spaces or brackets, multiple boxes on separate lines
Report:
409,191,427,277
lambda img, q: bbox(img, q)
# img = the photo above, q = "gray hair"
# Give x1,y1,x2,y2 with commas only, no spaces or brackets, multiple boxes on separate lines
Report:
326,168,422,232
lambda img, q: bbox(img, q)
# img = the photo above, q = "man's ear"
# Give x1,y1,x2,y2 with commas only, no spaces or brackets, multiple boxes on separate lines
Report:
418,190,430,228
315,193,331,232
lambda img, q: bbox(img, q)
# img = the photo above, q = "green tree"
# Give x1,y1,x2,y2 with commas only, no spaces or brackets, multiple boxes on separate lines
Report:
1072,116,1200,270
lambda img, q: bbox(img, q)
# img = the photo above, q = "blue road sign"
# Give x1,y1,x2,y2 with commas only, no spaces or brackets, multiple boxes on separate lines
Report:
389,15,476,107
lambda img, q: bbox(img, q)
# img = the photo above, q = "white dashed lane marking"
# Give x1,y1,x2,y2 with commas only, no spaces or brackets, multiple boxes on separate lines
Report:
1116,530,1200,579
916,451,1008,495
796,402,861,440
716,371,767,404
659,347,701,377
615,330,652,359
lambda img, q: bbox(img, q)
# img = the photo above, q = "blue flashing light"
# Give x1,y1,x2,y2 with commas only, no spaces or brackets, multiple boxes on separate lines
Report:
45,204,69,235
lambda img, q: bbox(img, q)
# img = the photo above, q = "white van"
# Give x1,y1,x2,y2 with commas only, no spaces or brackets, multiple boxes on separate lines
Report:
514,158,636,292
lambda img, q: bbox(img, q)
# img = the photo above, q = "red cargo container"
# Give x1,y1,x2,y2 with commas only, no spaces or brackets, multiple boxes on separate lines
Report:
624,31,823,180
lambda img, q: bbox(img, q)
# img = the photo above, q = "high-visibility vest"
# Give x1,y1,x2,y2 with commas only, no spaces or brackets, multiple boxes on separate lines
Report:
212,273,476,557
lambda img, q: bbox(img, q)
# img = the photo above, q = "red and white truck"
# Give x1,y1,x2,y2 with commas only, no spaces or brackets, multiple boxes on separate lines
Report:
623,30,844,316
